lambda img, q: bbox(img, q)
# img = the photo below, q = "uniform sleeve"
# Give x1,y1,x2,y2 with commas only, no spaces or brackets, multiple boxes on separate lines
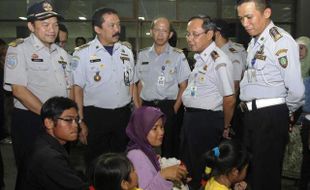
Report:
176,53,191,84
42,152,88,190
274,36,305,112
232,54,243,81
128,49,135,85
127,150,173,190
215,57,234,96
4,45,27,91
63,51,73,88
134,52,142,84
72,51,86,88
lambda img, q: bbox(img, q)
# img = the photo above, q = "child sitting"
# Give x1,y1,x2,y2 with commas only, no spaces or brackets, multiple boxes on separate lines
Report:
88,152,141,190
202,140,249,190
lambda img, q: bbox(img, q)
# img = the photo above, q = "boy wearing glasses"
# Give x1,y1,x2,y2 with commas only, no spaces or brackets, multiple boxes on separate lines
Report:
180,15,235,189
25,97,87,190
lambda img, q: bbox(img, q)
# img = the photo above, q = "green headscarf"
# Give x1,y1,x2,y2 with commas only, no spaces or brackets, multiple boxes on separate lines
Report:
296,36,310,78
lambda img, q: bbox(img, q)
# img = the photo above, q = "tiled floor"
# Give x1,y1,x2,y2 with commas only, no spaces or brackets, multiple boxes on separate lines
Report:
1,143,300,190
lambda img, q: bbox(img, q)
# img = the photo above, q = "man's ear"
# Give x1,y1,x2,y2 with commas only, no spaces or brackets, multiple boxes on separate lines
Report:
94,26,101,35
206,30,214,41
27,22,35,33
120,180,129,190
44,118,54,130
263,8,272,19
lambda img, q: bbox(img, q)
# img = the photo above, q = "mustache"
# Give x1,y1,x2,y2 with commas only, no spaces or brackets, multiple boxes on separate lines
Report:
113,32,120,37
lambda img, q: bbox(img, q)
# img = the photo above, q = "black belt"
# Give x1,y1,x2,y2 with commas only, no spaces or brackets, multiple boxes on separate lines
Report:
86,103,131,111
184,107,210,112
142,99,174,107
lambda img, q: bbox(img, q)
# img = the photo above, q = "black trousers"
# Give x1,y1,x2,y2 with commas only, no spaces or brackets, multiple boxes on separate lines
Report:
11,108,43,190
243,104,289,190
180,109,224,190
84,105,131,166
142,100,179,158
300,117,310,190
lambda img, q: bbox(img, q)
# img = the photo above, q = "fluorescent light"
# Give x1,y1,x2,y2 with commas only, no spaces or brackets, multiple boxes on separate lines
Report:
146,32,151,36
19,16,27,20
138,16,145,20
283,7,291,10
78,16,87,20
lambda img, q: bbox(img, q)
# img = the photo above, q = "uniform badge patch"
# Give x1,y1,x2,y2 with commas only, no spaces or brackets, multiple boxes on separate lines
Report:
229,48,237,53
5,53,17,69
71,56,80,71
165,60,171,64
269,27,282,42
278,56,288,68
211,51,219,61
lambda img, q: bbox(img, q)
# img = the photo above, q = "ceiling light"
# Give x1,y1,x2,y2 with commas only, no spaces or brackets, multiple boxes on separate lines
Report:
138,16,145,21
283,7,291,10
78,16,87,20
19,16,27,20
146,32,151,36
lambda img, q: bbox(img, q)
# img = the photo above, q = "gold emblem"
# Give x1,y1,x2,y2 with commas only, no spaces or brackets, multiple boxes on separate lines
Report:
203,65,208,71
42,2,53,12
94,72,101,81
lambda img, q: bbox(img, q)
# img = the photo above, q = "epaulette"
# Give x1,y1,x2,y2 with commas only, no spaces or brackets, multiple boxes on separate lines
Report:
269,27,282,42
8,38,24,47
139,47,150,52
233,42,243,47
229,47,237,53
121,41,132,49
173,47,183,53
74,43,90,51
211,51,220,61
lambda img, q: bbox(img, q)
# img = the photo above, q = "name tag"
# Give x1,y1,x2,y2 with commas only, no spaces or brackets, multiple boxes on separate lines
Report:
31,58,43,62
90,59,101,63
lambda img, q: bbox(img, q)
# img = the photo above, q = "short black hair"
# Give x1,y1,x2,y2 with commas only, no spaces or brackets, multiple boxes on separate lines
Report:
92,7,118,29
88,153,134,190
40,97,78,123
188,15,216,32
55,23,68,43
203,140,250,180
75,37,86,45
214,19,230,40
237,0,271,12
58,23,68,33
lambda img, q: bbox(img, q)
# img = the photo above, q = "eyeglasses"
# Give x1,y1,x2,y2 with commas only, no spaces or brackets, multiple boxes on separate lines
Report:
57,117,81,125
185,31,206,39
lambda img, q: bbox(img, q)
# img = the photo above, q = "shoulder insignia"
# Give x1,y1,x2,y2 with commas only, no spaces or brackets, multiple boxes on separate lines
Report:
121,41,132,49
278,56,288,68
215,63,226,71
275,49,288,56
229,47,237,53
269,27,282,42
173,47,183,53
8,38,24,47
211,51,220,61
234,43,243,47
74,43,90,51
